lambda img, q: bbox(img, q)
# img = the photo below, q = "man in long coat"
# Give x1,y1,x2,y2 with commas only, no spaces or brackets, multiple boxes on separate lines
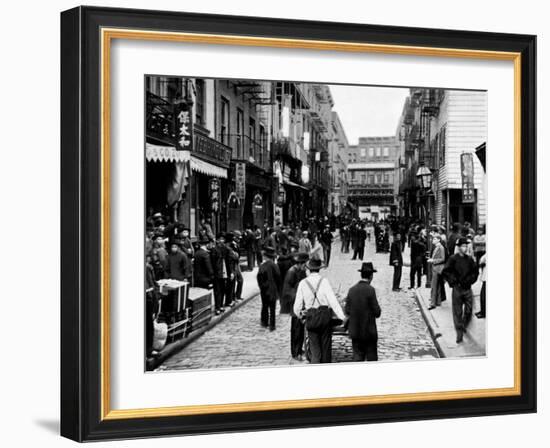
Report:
344,262,382,361
193,235,214,289
256,246,281,331
389,233,403,291
281,252,309,360
409,233,425,289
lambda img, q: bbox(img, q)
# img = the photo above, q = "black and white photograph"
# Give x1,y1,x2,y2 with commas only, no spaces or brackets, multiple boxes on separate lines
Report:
144,77,487,371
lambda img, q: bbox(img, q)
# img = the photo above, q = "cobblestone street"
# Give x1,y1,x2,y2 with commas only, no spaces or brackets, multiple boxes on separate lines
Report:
158,237,438,371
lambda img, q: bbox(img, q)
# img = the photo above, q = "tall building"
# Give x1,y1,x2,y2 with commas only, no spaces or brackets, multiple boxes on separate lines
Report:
398,88,487,229
347,136,400,221
328,111,349,215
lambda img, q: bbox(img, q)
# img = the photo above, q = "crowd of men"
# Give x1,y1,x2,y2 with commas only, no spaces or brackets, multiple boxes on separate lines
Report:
379,218,487,344
145,209,486,360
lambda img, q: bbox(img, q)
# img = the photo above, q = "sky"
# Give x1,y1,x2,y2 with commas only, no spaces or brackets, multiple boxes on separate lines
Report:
330,85,410,145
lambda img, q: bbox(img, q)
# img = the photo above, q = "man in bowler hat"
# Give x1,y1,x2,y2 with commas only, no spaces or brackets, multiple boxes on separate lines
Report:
256,246,281,331
389,233,403,291
344,262,382,361
281,252,310,360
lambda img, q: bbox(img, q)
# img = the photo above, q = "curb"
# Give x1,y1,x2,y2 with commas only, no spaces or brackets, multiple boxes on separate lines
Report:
147,287,260,371
413,288,445,358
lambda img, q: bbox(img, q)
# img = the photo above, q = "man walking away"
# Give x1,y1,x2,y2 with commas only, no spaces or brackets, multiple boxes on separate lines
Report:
256,246,281,331
320,225,333,267
293,258,346,363
282,252,309,360
389,233,403,291
344,262,382,361
353,224,367,260
428,234,446,309
442,237,478,343
409,233,425,289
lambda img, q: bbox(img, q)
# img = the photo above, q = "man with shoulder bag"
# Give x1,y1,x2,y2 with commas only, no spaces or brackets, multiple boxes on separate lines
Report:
293,258,346,363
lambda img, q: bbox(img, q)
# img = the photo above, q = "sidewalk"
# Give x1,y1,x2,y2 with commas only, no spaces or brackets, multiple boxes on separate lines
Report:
146,268,260,371
414,281,486,358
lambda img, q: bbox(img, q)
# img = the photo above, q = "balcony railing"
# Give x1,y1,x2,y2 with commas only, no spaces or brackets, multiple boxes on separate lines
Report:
223,134,270,171
272,136,298,161
146,91,177,146
194,128,232,167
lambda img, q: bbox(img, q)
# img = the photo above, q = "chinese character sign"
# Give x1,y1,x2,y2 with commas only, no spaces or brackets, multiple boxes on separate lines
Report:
235,162,246,201
210,178,220,212
175,102,193,151
461,152,475,203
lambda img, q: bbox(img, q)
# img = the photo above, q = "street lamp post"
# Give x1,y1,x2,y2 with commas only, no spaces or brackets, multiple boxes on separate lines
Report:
416,164,433,288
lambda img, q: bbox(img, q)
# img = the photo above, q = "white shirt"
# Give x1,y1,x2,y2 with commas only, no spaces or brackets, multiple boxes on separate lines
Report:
293,273,345,321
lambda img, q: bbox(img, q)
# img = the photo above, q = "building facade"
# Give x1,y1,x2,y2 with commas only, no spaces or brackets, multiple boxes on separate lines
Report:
398,88,487,230
347,136,400,222
146,77,341,236
328,111,349,216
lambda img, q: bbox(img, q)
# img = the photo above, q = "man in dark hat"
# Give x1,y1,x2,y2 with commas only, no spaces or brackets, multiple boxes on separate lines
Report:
294,258,346,363
231,230,245,301
211,233,228,315
224,232,239,308
320,225,334,267
389,233,403,291
344,262,382,362
193,235,214,289
281,252,310,360
256,246,281,331
409,232,425,289
442,237,478,343
352,223,367,261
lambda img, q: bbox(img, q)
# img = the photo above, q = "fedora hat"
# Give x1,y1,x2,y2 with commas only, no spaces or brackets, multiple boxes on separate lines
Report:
198,234,210,245
457,237,470,246
262,246,276,257
293,252,309,263
306,257,323,271
358,262,377,274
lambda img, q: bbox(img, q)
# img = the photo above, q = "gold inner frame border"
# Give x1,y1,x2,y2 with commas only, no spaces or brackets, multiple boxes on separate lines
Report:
100,27,522,421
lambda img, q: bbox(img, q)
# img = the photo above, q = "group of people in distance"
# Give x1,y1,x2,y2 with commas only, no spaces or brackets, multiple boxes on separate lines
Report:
256,242,382,364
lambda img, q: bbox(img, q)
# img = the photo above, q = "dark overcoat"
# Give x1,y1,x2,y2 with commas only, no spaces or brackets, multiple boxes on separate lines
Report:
256,259,281,303
193,248,214,287
389,241,403,266
344,281,381,341
280,264,307,314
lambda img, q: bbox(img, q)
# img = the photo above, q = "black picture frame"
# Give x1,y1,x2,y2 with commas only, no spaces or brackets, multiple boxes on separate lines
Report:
61,5,536,442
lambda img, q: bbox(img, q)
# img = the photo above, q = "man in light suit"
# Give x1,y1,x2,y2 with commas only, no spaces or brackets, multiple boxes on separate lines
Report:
428,234,446,309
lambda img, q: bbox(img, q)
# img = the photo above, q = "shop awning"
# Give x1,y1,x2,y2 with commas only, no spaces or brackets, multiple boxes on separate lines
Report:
283,178,309,190
190,156,228,179
146,143,190,163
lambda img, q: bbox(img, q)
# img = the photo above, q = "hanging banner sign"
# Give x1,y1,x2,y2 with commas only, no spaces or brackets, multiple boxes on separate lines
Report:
175,101,193,151
235,162,246,201
209,178,220,212
461,152,475,203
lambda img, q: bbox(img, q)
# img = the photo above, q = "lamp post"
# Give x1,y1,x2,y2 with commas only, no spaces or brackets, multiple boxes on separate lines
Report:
416,164,433,288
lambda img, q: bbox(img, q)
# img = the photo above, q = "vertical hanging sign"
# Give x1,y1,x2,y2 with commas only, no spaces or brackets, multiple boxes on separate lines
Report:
235,162,246,201
175,101,193,151
461,152,475,203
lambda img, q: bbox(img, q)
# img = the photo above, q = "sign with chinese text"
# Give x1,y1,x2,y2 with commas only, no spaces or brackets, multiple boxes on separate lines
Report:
235,162,246,201
175,101,193,151
461,152,475,203
209,178,220,212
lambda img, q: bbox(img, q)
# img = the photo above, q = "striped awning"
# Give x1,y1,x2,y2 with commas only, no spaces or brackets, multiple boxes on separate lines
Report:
146,143,190,163
190,156,228,179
